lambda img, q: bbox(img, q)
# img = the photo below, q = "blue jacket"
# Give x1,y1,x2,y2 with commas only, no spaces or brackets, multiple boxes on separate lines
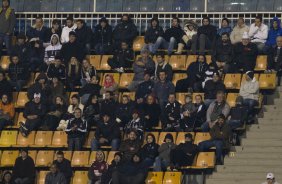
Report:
266,17,282,46
217,26,232,36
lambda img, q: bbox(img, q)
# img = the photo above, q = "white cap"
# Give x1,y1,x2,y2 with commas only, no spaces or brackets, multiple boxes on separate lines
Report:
34,93,41,99
242,32,250,39
267,173,275,179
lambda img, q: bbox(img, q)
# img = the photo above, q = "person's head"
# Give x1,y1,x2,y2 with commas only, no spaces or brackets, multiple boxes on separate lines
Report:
185,95,192,104
96,151,105,162
2,0,10,8
1,94,9,104
168,93,176,103
221,18,229,28
82,59,91,68
35,17,43,28
52,76,59,84
156,52,165,64
136,98,144,104
146,94,155,105
69,31,76,43
216,91,225,103
50,163,58,174
113,152,122,163
55,96,63,105
217,114,226,126
90,95,98,104
141,49,150,59
212,72,220,82
122,95,129,104
197,54,206,63
128,130,137,141
195,95,203,104
105,74,114,84
202,17,210,26
54,56,62,66
266,173,275,184
0,71,4,81
17,33,26,45
146,133,156,144
272,19,279,29
159,71,166,81
20,148,28,159
277,36,282,47
51,34,59,45
221,32,230,43
172,17,180,27
102,113,110,123
185,133,193,142
237,17,245,27
52,19,60,30
90,75,99,84
2,171,12,182
132,154,141,163
164,133,173,143
254,16,262,27
70,57,78,65
104,91,112,100
71,94,80,105
76,19,84,29
121,41,128,50
151,17,159,27
34,93,41,103
132,110,140,120
66,16,74,28
74,108,82,118
99,17,108,28
242,31,250,45
143,72,151,81
121,14,129,22
11,55,19,64
245,71,254,81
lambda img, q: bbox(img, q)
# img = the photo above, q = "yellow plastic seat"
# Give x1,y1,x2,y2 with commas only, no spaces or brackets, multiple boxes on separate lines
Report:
26,150,37,161
15,92,29,108
33,72,40,82
162,172,182,184
255,55,267,71
194,133,211,145
101,73,120,86
176,93,188,105
119,92,136,102
158,132,177,145
16,131,35,147
107,151,118,165
119,73,134,88
72,171,88,184
71,151,90,167
50,131,68,147
37,170,49,184
224,74,242,89
169,55,186,70
146,172,164,184
84,131,95,148
186,55,198,68
88,55,102,69
0,150,19,167
144,132,160,145
192,152,215,169
35,150,54,167
99,55,113,70
172,73,187,86
226,93,239,108
31,131,53,147
0,56,10,71
153,55,170,64
15,112,26,127
176,132,195,145
89,151,108,166
133,36,145,52
23,73,35,89
259,73,276,89
192,93,204,103
0,130,17,147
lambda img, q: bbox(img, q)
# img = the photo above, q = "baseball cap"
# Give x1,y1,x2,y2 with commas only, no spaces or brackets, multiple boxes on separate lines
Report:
267,173,274,179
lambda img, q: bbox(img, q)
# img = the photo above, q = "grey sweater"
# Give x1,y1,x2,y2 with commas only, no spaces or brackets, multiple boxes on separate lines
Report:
132,57,155,81
0,8,16,34
45,172,66,184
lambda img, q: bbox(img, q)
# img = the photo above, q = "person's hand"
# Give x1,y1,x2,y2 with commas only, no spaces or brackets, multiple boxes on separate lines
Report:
130,147,135,151
183,111,189,117
169,117,175,121
145,115,150,119
34,43,40,48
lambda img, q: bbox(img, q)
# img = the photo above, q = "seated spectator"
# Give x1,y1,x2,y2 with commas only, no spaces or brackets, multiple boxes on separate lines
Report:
20,93,47,137
61,17,77,44
8,55,29,91
26,16,47,41
46,56,66,82
79,75,101,105
80,59,97,87
154,52,173,81
177,20,197,54
201,91,230,132
44,34,62,65
143,95,161,130
124,110,144,140
233,32,258,72
61,31,84,64
230,18,249,45
140,133,159,167
41,96,67,131
192,94,207,129
180,95,196,131
227,96,248,130
12,149,35,184
153,70,175,109
248,16,268,53
143,17,164,54
66,57,81,90
128,49,155,91
113,14,137,48
217,18,232,37
45,163,66,184
65,108,87,151
44,19,62,45
93,17,113,54
133,98,146,118
1,171,14,184
75,19,92,54
119,130,141,162
88,151,108,184
170,133,198,169
261,173,280,184
199,114,231,165
115,95,133,128
100,74,118,96
108,41,134,72
28,38,45,72
91,113,121,151
0,71,12,99
204,72,226,107
112,154,148,184
101,152,122,184
0,94,15,130
191,17,217,54
239,71,259,121
49,76,66,102
135,72,154,100
100,91,117,119
10,34,30,64
53,151,73,184
83,94,100,128
27,72,50,103
265,17,282,50
154,133,176,171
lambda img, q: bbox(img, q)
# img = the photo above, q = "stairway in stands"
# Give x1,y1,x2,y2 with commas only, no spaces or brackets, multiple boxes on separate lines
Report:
206,88,282,184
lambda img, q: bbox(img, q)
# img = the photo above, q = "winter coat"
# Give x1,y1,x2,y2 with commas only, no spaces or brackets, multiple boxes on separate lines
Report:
95,120,121,141
26,26,48,41
79,83,101,97
153,81,175,103
210,122,232,148
266,17,282,46
61,41,85,63
135,80,154,100
267,46,282,71
113,19,137,44
213,40,233,63
145,26,164,44
119,139,141,161
115,102,134,125
197,24,217,41
23,101,47,118
75,24,93,45
233,42,258,71
164,25,185,43
61,24,77,43
12,156,35,181
93,24,112,45
158,142,177,162
154,62,173,81
143,103,161,129
65,118,87,138
229,104,248,122
217,26,232,36
100,99,117,118
0,78,12,98
248,23,268,43
239,78,259,100
45,172,66,184
132,57,155,81
187,61,209,84
8,62,29,81
141,140,159,160
46,64,66,81
206,101,230,122
0,7,16,34
11,43,31,63
44,34,62,62
204,80,226,100
230,24,249,44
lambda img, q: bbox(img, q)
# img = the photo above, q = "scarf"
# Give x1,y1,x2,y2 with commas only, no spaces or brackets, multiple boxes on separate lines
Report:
104,74,115,88
0,7,12,20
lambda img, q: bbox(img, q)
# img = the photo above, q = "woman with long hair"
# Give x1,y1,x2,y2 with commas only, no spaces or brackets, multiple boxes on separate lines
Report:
67,57,81,90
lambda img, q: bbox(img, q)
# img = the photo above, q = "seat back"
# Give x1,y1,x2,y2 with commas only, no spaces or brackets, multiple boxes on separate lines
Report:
107,151,118,165
158,132,177,145
88,55,102,69
0,56,10,71
172,73,187,86
84,131,95,148
16,92,28,108
194,133,211,145
146,172,164,184
33,131,53,147
119,73,134,88
133,36,145,52
169,55,186,70
0,130,17,147
51,131,68,147
37,170,49,184
224,74,242,89
99,55,113,70
16,131,35,146
195,152,216,168
72,171,88,184
71,151,90,167
35,150,54,167
226,93,239,108
259,73,276,89
255,55,267,71
0,150,19,166
163,172,182,184
176,93,188,105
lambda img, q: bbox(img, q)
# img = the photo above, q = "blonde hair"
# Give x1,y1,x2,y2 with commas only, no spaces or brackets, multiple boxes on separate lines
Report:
68,57,80,77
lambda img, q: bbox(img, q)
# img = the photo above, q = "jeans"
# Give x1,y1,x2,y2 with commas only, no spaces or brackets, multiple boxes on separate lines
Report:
9,80,26,91
14,178,32,184
253,42,265,54
142,157,155,168
191,34,213,54
25,118,41,132
91,138,120,151
227,119,242,130
68,137,83,151
154,156,169,171
243,99,258,118
199,140,224,163
0,33,12,56
154,37,176,55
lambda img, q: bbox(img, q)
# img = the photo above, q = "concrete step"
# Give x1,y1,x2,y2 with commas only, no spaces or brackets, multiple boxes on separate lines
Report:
241,138,282,146
246,131,282,139
228,152,282,159
249,125,282,131
224,158,282,166
206,179,265,184
210,172,282,179
235,146,282,153
216,165,281,173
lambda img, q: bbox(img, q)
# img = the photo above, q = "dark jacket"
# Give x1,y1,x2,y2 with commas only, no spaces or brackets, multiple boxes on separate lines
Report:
101,160,121,184
164,25,185,43
49,82,66,102
213,40,233,63
0,78,12,98
26,26,48,41
118,159,148,176
193,103,207,127
115,102,134,126
204,80,226,100
210,122,232,148
135,80,154,100
145,26,164,44
81,66,96,81
124,117,145,140
119,139,141,161
44,27,62,43
143,103,161,129
187,61,209,84
0,7,16,34
95,120,121,141
65,118,87,138
132,57,155,81
88,160,108,183
111,48,134,68
23,101,47,118
45,172,66,184
93,24,112,45
100,99,117,118
61,41,85,63
155,62,173,81
27,74,50,101
11,43,31,63
83,102,100,120
140,135,159,160
12,156,35,181
163,101,181,126
113,19,137,44
230,104,248,122
267,46,282,71
46,64,66,80
75,24,93,45
171,141,198,166
8,62,29,81
197,24,217,42
153,81,175,103
79,83,101,97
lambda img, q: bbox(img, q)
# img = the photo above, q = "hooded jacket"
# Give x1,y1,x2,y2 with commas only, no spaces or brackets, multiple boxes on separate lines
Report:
132,57,155,81
93,18,113,45
239,77,259,100
154,61,173,81
45,172,66,184
164,25,185,43
65,117,87,138
144,19,164,44
88,152,108,183
12,156,35,181
141,134,159,160
75,23,93,45
27,73,50,101
197,18,217,41
44,34,62,62
230,24,249,44
61,24,77,43
95,119,121,141
204,79,226,100
113,17,137,44
266,17,282,46
158,139,177,162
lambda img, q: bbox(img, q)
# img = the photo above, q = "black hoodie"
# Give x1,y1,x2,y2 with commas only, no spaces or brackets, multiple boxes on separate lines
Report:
113,17,138,45
140,134,159,160
12,156,35,182
95,119,121,142
197,18,217,41
145,18,164,44
93,18,113,45
75,23,93,45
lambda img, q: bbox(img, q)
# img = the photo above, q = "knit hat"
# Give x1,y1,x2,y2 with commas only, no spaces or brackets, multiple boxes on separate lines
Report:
69,31,76,37
242,32,250,39
246,71,254,80
164,133,174,142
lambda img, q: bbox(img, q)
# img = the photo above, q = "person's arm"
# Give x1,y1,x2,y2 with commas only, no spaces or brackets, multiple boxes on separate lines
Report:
230,29,236,44
77,120,87,133
248,24,259,38
158,143,168,153
95,125,101,140
65,120,72,132
206,103,213,123
166,65,173,81
8,9,16,34
243,82,259,94
222,103,230,118
259,25,268,40
60,28,66,43
65,160,73,179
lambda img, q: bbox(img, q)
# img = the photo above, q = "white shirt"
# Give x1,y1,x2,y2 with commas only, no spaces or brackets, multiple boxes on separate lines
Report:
248,23,268,43
61,24,77,43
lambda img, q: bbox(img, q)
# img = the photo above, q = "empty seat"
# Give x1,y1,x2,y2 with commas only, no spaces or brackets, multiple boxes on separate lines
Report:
156,0,173,11
123,0,140,12
133,36,145,52
194,133,211,145
226,93,239,108
119,92,136,102
15,112,26,127
50,131,68,147
57,0,74,11
140,0,157,11
176,93,188,105
0,150,19,167
72,171,88,184
15,92,28,108
172,73,187,86
99,55,113,70
84,131,95,148
146,172,164,184
88,55,101,69
27,150,37,161
259,73,276,89
0,56,10,70
31,131,53,147
37,171,49,184
158,132,177,145
24,0,41,11
73,0,93,12
119,73,134,88
163,172,182,184
107,151,118,164
176,132,195,145
224,74,241,89
169,55,186,70
106,0,123,11
192,152,215,169
35,151,54,167
71,151,90,167
0,130,17,147
40,0,57,11
172,0,189,11
255,55,267,71
16,131,35,147
101,73,120,86
89,151,108,166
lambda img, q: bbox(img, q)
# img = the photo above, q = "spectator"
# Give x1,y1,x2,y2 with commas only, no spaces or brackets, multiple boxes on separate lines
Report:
91,113,121,151
66,56,81,90
65,108,87,151
0,0,15,56
0,71,12,98
239,71,259,120
75,19,92,54
53,151,73,184
162,93,181,131
153,70,175,109
93,17,113,54
44,34,62,65
83,94,100,128
27,72,50,102
261,173,280,184
124,110,144,140
100,91,117,117
108,41,134,72
143,17,164,54
154,52,173,81
101,152,122,184
140,133,159,167
154,133,176,171
170,133,198,169
28,37,45,72
0,94,14,130
135,72,154,100
115,95,134,128
128,49,155,91
202,91,230,132
100,74,118,96
61,17,77,44
177,20,198,54
10,33,30,64
44,19,62,45
79,75,101,105
88,151,108,184
203,72,226,107
133,98,146,118
113,14,137,48
191,17,217,54
192,94,207,129
248,16,268,53
180,95,196,131
80,59,97,87
46,56,66,82
8,55,29,91
20,93,47,137
230,18,249,44
49,76,66,102
61,31,85,64
233,32,258,72
143,95,161,130
227,96,248,130
199,114,231,165
265,17,282,49
26,16,47,41
217,18,232,37
1,171,15,184
12,149,35,184
119,130,141,162
45,163,66,184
